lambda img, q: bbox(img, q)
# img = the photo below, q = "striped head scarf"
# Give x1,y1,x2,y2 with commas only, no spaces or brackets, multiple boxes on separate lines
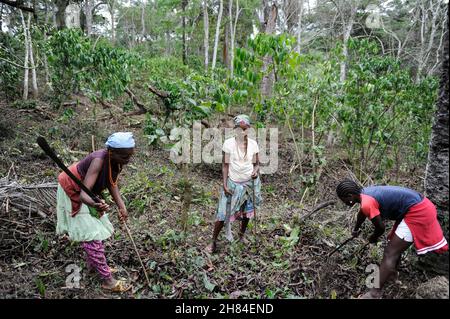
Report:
233,114,251,128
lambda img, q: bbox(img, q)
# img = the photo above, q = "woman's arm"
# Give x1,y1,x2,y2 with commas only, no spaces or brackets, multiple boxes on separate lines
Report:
252,153,260,179
79,158,109,213
352,210,367,237
368,215,385,243
108,183,128,222
222,151,231,195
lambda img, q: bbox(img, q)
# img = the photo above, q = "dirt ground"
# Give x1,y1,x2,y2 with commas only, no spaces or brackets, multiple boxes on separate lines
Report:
0,99,431,299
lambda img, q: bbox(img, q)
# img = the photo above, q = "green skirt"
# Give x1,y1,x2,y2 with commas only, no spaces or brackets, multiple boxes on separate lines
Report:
56,184,114,242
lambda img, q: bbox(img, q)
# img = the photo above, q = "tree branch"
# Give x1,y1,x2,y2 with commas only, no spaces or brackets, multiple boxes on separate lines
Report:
0,0,34,13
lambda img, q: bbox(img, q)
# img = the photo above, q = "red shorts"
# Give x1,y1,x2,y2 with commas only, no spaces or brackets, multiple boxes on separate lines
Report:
389,197,448,255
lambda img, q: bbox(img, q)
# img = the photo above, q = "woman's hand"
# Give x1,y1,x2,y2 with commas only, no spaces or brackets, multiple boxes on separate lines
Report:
368,233,379,244
118,206,128,223
223,184,233,196
93,200,109,212
352,228,361,238
251,167,259,179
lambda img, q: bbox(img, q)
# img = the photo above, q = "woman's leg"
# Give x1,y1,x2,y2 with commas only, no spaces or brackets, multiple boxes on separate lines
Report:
206,221,224,253
363,234,412,298
239,217,250,240
82,240,116,288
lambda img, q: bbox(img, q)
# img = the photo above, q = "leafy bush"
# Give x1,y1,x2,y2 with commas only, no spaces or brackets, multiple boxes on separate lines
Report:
46,29,140,105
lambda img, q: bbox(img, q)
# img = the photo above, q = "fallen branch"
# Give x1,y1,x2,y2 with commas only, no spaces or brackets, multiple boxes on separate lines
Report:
148,84,169,98
0,0,34,13
0,178,57,217
125,88,147,113
299,200,336,221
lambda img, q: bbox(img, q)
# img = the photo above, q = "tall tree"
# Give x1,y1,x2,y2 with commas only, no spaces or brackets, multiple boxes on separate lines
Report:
260,0,278,99
27,11,38,98
419,26,449,276
212,0,223,69
296,0,303,53
182,0,187,64
228,0,240,77
19,9,29,100
330,0,357,83
106,0,116,43
55,0,69,29
83,0,94,36
203,0,209,70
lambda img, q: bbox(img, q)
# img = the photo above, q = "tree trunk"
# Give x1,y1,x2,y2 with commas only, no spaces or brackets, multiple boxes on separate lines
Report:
229,0,236,76
418,29,449,277
182,0,187,65
223,15,228,68
141,0,146,39
0,3,4,31
27,13,38,98
43,2,52,91
340,4,356,83
20,10,29,100
212,0,223,69
260,3,277,99
55,0,69,29
296,0,304,53
203,0,209,70
83,0,93,36
108,0,116,44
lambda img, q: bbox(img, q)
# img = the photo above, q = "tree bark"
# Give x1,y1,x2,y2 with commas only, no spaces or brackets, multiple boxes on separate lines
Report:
107,0,116,44
83,0,94,36
27,13,38,98
0,0,34,13
43,2,52,91
203,0,209,70
182,0,187,65
212,0,223,69
141,0,146,39
223,12,229,68
0,3,4,31
340,3,356,83
296,0,304,53
229,0,236,76
20,10,29,100
419,28,449,277
55,0,69,29
260,3,277,99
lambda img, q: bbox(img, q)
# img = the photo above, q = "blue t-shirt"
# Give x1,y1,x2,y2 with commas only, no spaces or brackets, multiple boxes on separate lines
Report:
361,186,423,220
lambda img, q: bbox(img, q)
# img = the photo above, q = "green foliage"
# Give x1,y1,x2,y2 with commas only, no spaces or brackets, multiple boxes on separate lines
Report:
35,278,46,297
338,39,438,174
0,33,22,99
46,29,139,105
12,99,37,109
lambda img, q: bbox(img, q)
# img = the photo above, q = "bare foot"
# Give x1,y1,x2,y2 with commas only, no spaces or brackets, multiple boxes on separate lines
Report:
389,271,400,283
87,266,118,275
238,235,249,245
101,277,117,290
358,289,382,299
205,242,217,254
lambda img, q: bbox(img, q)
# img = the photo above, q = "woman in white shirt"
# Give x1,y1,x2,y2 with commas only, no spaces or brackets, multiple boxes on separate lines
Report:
205,115,262,253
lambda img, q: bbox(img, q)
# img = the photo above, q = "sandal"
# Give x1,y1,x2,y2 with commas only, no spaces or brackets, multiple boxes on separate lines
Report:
87,266,119,275
102,280,132,293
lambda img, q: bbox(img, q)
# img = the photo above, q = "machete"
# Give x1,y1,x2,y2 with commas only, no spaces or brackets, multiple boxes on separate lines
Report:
36,136,101,203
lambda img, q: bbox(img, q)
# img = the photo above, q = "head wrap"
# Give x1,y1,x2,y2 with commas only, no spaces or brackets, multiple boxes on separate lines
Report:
233,114,251,128
105,132,135,149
